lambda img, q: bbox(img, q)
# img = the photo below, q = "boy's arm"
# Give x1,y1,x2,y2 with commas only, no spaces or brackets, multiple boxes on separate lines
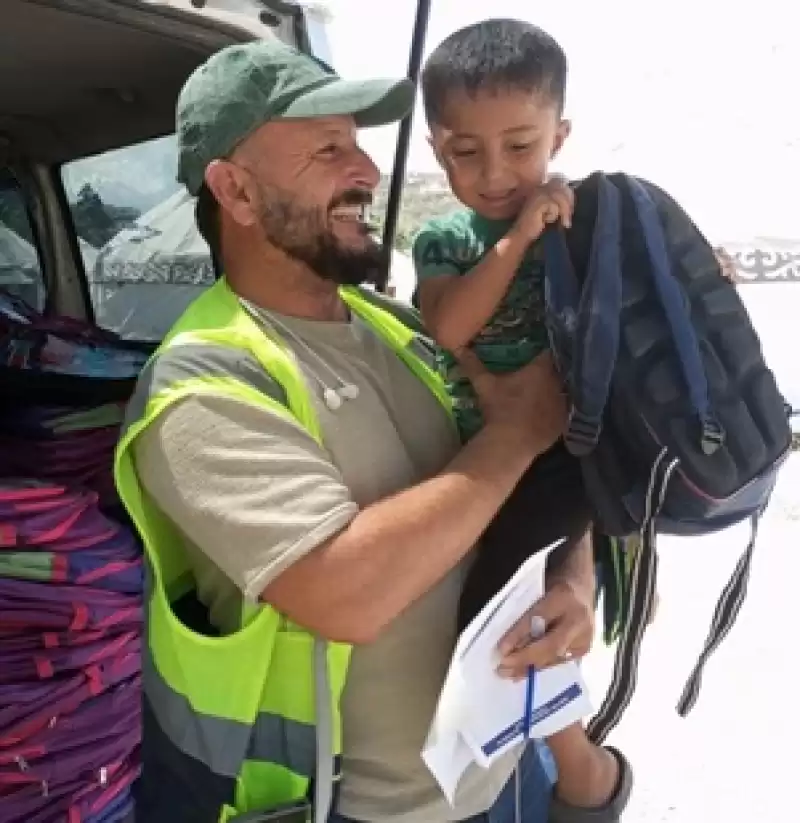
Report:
414,226,532,352
413,177,574,352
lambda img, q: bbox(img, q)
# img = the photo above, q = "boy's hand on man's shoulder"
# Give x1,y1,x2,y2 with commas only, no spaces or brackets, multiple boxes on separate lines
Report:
511,173,575,243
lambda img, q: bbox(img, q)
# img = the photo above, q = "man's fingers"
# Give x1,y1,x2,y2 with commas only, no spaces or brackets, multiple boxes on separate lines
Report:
453,346,485,378
497,613,584,679
498,613,539,657
497,586,563,656
525,349,556,373
453,346,495,396
497,579,594,678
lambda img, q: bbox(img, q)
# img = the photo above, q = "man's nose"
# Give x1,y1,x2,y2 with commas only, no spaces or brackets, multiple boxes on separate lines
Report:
348,147,381,190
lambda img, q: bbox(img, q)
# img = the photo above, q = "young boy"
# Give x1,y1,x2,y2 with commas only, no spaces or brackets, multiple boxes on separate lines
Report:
413,19,632,822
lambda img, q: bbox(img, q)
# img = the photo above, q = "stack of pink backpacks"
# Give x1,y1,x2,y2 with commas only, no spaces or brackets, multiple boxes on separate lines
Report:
0,290,146,822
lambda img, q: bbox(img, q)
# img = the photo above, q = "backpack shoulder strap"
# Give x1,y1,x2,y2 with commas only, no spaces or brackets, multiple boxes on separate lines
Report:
621,176,722,453
542,172,623,456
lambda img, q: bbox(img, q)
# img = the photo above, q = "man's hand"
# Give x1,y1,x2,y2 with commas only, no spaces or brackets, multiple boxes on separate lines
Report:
495,577,594,680
512,173,575,243
456,348,568,457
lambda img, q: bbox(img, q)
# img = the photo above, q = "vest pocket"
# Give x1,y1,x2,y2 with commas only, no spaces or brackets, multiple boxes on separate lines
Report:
145,581,349,818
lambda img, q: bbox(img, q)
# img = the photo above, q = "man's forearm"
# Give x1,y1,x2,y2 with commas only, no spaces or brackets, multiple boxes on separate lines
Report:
547,529,595,602
263,424,543,643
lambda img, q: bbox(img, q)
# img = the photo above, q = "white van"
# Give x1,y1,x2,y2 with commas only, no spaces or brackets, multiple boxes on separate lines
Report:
1,0,333,341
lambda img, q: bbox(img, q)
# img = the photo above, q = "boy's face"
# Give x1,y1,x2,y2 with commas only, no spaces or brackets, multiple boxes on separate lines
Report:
428,89,571,221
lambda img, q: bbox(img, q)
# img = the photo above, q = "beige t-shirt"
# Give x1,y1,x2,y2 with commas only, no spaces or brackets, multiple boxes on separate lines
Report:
133,308,520,822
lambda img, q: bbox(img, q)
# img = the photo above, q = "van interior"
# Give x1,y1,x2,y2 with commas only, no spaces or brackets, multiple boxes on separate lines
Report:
0,3,324,821
1,0,279,321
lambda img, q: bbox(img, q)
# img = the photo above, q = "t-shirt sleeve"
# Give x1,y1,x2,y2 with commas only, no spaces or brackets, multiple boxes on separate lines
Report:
411,220,465,285
132,393,359,602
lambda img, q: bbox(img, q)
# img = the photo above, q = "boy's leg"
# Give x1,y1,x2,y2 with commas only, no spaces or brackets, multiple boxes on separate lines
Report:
545,723,625,809
476,742,555,823
547,733,633,822
458,441,593,633
459,442,632,820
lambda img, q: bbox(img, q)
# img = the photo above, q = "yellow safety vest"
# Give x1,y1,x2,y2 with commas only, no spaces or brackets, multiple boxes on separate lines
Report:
113,277,452,823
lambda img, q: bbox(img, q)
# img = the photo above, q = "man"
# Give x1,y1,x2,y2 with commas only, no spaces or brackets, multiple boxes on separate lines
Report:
114,39,597,823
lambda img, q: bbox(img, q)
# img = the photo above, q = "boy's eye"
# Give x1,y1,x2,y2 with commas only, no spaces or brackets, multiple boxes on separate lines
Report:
509,143,534,153
451,147,478,158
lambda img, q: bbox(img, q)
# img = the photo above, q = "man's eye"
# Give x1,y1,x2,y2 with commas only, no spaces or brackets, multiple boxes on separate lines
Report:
451,148,478,158
318,143,340,157
510,143,534,152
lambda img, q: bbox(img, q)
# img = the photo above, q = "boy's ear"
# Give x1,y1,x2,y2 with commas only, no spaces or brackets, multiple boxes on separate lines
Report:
550,119,572,160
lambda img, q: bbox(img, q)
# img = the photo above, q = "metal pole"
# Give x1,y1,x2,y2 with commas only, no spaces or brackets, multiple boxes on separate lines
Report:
378,0,433,291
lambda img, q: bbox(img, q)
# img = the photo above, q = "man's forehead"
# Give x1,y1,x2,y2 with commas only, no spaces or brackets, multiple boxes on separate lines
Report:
242,115,357,150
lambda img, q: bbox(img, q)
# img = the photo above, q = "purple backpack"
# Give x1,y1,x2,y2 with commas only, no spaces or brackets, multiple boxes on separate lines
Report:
0,480,142,822
0,636,141,822
0,650,140,747
0,484,143,593
1,754,139,823
0,411,127,508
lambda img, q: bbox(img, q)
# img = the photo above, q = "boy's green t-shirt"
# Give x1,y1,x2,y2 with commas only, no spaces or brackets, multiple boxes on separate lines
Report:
412,208,549,440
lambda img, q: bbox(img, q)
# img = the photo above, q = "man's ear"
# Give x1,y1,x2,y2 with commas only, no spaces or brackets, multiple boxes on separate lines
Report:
204,160,259,228
550,119,572,160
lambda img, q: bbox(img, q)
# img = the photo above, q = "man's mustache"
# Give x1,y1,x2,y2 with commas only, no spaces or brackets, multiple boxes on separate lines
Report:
328,189,373,210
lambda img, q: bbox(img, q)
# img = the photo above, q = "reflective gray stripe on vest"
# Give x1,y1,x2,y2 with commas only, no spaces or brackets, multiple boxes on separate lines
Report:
122,342,288,437
144,647,316,779
406,335,439,372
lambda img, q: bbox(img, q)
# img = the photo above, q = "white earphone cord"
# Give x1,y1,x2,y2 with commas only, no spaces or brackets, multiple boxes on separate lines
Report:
240,299,360,410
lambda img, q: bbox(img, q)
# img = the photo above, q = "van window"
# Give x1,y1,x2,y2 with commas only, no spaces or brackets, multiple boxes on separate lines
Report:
61,135,214,341
0,170,46,312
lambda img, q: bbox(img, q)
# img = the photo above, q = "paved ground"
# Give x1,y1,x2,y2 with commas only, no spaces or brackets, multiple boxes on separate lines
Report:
581,454,799,822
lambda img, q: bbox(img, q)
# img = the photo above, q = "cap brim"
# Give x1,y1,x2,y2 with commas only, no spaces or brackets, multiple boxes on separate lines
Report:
280,77,415,127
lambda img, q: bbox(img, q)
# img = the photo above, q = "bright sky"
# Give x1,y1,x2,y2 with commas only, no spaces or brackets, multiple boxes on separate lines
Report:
325,0,798,242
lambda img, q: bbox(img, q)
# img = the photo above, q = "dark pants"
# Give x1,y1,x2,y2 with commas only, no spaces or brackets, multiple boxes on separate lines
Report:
459,440,593,632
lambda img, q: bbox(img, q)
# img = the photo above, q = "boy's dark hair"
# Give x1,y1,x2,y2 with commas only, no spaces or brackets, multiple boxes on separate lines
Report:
421,19,567,126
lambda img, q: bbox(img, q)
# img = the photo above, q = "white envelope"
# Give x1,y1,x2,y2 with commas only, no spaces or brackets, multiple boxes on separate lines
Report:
422,540,593,803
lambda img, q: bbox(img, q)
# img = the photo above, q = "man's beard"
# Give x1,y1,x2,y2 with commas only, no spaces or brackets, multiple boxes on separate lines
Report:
256,185,384,287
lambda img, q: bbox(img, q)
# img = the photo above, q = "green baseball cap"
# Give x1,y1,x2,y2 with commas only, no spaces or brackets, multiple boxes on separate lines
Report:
177,39,415,195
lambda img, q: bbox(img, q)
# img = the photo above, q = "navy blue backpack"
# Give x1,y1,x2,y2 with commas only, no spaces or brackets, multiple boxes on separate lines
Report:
542,172,792,743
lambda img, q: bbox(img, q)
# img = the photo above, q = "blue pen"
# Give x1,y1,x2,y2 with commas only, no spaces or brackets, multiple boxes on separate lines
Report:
523,666,536,740
523,616,547,740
